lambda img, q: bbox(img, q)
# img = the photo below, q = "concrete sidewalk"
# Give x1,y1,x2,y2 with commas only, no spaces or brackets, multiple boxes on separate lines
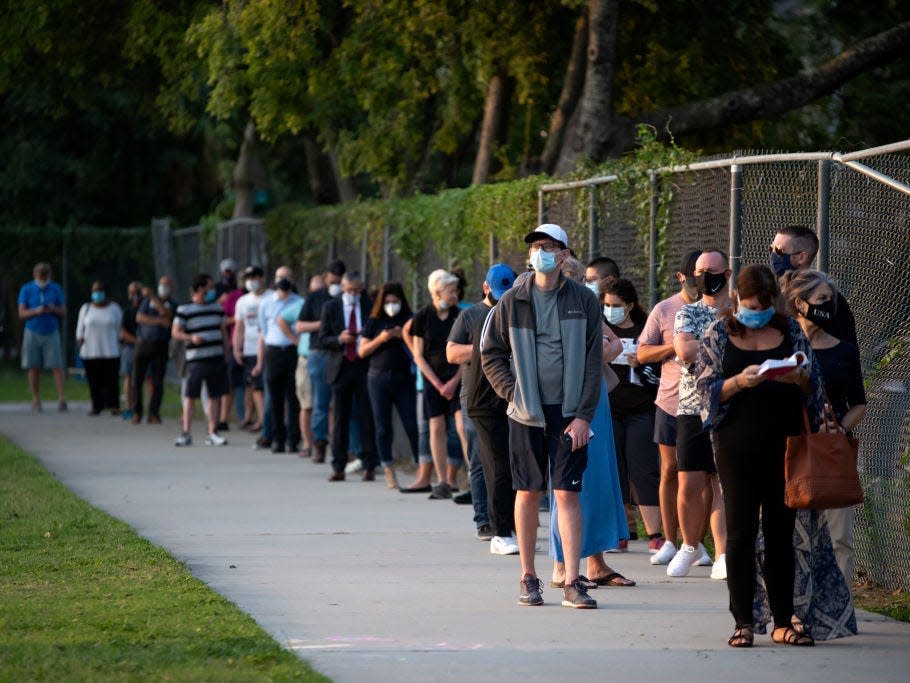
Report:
3,405,909,683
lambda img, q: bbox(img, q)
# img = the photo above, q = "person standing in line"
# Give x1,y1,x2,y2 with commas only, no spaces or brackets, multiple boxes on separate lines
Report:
406,269,466,500
482,224,603,609
667,249,731,579
601,278,664,553
637,249,702,565
76,280,123,415
233,266,266,431
131,275,176,424
447,265,518,542
17,262,67,412
217,259,245,431
296,259,347,463
782,269,867,585
770,225,857,347
359,281,420,489
171,274,229,447
583,256,621,297
255,266,302,453
119,281,144,421
317,271,378,481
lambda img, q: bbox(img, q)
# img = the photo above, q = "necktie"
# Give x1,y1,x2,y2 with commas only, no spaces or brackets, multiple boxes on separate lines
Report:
345,304,357,361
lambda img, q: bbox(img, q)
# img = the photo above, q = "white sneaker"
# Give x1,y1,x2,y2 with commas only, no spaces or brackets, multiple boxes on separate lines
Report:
174,432,192,447
667,543,700,577
345,459,364,474
711,553,727,580
650,540,677,565
490,535,520,555
696,542,713,566
205,432,227,446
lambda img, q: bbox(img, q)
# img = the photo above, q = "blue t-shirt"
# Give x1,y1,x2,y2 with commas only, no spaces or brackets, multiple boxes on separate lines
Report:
280,298,310,356
259,291,302,347
18,280,65,334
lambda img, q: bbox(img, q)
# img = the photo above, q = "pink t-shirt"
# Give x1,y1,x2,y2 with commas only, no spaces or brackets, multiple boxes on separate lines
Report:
222,289,244,346
638,292,687,416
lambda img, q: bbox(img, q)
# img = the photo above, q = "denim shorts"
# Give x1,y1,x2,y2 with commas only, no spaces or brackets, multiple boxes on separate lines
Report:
21,329,63,370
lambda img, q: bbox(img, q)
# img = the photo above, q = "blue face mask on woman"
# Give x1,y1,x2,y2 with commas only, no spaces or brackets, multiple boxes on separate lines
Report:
735,306,775,329
91,291,105,304
204,289,216,303
529,249,558,274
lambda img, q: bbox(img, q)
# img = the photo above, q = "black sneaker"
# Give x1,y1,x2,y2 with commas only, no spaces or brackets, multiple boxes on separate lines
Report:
562,579,597,609
217,421,229,432
428,482,452,500
518,574,544,606
271,443,286,454
453,490,473,505
475,524,494,541
253,436,270,450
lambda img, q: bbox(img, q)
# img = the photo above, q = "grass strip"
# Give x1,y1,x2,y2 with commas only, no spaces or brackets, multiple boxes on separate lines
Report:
0,435,328,682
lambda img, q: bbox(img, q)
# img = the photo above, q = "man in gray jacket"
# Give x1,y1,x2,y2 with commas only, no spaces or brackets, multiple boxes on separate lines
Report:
482,224,603,608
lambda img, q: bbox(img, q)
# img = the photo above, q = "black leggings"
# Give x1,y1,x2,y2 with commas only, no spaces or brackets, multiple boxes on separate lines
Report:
83,357,120,412
713,428,795,628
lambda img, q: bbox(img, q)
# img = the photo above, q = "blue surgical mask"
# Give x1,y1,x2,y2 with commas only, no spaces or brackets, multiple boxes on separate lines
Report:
91,291,105,304
585,281,600,296
735,306,775,329
770,251,795,278
529,249,558,274
603,305,627,326
204,289,216,303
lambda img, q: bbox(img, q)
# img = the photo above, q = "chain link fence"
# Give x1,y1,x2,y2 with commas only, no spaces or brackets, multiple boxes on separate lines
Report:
540,141,910,591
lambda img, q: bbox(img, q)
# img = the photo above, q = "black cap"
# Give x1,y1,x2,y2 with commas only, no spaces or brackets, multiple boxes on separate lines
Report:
242,265,264,278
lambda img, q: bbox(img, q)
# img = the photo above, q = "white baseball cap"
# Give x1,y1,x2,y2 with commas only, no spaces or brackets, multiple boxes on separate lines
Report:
524,223,568,249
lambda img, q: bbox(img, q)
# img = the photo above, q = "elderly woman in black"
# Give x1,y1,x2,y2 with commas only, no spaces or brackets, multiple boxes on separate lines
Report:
695,264,824,648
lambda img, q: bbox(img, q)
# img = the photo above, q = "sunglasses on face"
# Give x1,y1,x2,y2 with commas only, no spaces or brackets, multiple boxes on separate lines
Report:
769,244,804,257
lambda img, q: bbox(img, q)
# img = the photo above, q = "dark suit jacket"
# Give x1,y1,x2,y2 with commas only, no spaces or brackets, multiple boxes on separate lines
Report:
317,295,373,384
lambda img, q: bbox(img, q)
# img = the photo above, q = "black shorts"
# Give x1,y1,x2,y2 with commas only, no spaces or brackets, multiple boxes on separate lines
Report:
653,406,677,446
423,380,461,418
185,358,229,399
675,414,716,473
227,353,245,388
508,404,588,492
242,355,264,390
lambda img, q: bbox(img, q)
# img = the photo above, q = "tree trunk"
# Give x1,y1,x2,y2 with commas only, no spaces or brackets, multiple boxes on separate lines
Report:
327,149,357,204
232,121,257,219
541,10,589,176
604,20,910,158
472,73,507,185
578,0,619,162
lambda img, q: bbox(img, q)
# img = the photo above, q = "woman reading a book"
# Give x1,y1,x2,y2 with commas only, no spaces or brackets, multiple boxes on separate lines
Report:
782,269,867,585
694,264,825,648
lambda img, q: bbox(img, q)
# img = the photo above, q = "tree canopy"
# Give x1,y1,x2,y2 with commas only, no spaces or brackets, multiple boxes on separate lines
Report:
1,0,908,226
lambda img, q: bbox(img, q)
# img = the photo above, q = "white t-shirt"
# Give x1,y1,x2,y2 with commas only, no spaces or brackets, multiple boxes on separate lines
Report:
234,292,263,356
76,302,122,359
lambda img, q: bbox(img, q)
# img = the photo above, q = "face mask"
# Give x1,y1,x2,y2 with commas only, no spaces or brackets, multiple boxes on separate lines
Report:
276,278,292,292
204,289,217,303
770,251,796,278
696,272,728,296
157,285,171,299
91,291,105,304
585,281,600,296
223,275,237,289
130,293,140,305
342,292,358,306
328,283,342,297
384,302,401,318
245,279,261,293
681,276,701,301
804,299,836,326
603,305,627,326
35,279,48,289
529,249,558,274
735,306,775,329
436,299,450,310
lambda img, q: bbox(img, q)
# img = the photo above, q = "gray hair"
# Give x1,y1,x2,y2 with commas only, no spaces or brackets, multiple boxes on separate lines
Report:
780,269,838,316
427,269,459,295
560,256,585,283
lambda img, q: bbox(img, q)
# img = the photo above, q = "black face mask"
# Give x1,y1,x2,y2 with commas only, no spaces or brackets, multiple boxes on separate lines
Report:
695,272,727,296
276,278,292,292
805,299,836,326
223,274,237,289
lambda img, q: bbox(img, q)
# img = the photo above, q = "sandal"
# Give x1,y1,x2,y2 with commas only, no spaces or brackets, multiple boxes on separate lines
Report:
591,571,636,587
791,615,811,637
772,625,815,647
728,624,754,648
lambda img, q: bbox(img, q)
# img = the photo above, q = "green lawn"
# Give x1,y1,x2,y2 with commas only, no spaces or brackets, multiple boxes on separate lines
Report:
0,435,327,682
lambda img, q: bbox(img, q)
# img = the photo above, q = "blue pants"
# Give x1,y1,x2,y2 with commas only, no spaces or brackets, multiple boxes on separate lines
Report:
307,350,332,443
463,413,489,528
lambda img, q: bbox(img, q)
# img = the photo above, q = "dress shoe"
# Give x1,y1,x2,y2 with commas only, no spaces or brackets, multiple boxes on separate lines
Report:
313,440,327,463
362,469,375,482
328,471,345,482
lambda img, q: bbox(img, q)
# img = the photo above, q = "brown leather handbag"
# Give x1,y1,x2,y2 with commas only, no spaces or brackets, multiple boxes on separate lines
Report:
784,404,863,510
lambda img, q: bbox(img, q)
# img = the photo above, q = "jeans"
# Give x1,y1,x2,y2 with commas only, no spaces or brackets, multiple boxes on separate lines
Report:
131,339,168,418
307,350,332,443
367,369,419,467
462,413,489,528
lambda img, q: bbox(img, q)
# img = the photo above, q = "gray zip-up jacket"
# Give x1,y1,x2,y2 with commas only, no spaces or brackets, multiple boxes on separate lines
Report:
481,270,602,427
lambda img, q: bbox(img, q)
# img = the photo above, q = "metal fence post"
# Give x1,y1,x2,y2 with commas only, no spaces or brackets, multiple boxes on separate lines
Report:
360,225,368,282
382,224,391,282
537,189,546,225
648,171,659,309
816,159,831,272
588,186,598,262
729,164,743,281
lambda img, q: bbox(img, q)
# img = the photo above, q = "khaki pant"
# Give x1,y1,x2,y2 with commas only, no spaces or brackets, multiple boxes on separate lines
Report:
295,355,312,410
824,507,855,585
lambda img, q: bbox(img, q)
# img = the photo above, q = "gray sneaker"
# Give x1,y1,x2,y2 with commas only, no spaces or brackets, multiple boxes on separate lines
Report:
428,482,452,500
518,574,544,606
174,432,192,447
562,579,597,609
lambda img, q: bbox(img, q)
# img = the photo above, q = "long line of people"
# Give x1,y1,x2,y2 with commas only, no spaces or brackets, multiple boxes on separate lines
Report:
22,221,864,645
